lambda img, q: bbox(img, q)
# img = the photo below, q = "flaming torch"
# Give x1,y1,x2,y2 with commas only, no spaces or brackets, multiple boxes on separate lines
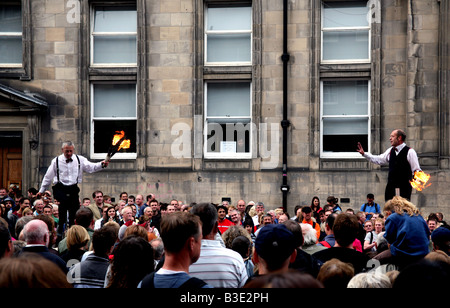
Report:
410,170,432,192
105,131,131,163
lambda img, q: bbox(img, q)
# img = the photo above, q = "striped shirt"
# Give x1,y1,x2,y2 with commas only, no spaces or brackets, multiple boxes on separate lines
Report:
189,239,248,288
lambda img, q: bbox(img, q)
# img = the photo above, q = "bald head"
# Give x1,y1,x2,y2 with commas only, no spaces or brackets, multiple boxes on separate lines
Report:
23,219,49,245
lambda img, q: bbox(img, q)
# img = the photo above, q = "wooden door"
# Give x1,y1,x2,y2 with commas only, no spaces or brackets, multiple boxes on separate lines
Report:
0,146,22,192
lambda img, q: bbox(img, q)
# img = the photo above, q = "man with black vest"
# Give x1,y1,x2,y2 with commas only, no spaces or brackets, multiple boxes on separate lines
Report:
357,129,421,201
37,141,109,238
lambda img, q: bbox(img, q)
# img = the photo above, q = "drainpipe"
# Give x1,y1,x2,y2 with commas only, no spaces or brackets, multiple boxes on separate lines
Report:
280,0,291,212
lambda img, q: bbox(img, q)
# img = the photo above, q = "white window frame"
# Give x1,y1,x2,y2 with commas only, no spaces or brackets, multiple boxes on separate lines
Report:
204,4,253,66
0,3,22,67
320,80,371,159
90,82,138,160
321,1,371,64
204,81,253,159
90,4,137,68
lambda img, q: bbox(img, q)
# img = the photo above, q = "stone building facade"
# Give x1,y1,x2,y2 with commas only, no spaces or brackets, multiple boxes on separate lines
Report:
0,0,449,219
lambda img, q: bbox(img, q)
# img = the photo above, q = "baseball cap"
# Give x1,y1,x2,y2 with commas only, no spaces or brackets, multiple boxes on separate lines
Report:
301,206,312,213
431,226,450,245
255,224,297,264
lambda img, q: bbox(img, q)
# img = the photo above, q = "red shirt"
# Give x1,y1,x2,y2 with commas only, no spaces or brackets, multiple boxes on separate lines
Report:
218,218,234,234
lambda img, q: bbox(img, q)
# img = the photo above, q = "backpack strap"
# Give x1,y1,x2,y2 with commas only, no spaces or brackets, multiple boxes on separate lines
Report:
319,240,331,248
140,272,206,288
140,272,156,288
180,277,207,289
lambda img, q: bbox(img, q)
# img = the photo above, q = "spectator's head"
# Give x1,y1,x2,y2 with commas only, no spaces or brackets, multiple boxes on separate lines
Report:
347,272,392,288
300,223,318,246
15,216,33,241
0,254,72,288
431,226,450,255
333,213,359,248
74,207,94,229
0,224,13,259
244,270,323,288
160,211,202,264
222,225,252,249
66,225,90,251
317,258,355,288
231,235,252,259
190,203,218,238
92,225,118,258
107,236,154,288
393,259,450,288
282,219,304,248
22,219,49,246
254,224,297,274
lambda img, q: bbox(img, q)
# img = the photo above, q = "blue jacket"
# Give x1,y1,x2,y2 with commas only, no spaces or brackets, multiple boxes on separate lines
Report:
384,212,430,257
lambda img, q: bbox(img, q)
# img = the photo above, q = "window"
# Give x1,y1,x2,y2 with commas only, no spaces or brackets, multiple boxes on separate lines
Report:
90,83,137,159
320,80,370,158
321,1,370,63
205,4,252,65
204,82,252,158
85,1,139,160
91,5,137,66
0,3,22,66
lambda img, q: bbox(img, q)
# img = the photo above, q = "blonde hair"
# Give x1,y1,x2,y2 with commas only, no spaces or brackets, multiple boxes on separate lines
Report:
383,196,421,217
66,225,90,250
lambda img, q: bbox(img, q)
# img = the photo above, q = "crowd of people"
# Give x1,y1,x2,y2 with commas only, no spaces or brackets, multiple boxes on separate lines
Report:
0,185,449,289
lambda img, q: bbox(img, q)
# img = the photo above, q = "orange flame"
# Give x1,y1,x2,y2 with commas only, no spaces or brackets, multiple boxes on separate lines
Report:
410,170,431,191
112,131,131,151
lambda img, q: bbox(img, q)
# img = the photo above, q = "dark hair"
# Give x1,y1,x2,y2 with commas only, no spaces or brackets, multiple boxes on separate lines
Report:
160,211,201,253
393,259,450,288
283,220,304,248
75,207,94,228
0,224,11,259
310,196,320,210
107,236,154,288
244,270,323,288
190,203,218,237
217,205,227,213
326,213,338,230
243,217,255,233
231,236,251,259
333,213,359,247
92,190,103,199
92,225,118,257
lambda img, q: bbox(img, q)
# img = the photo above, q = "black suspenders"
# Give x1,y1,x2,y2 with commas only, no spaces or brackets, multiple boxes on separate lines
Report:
55,155,81,184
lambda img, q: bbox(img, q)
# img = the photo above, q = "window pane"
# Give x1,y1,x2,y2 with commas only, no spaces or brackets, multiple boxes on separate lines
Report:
93,120,136,153
323,1,369,28
93,35,137,64
206,121,251,153
0,5,22,32
93,84,136,118
322,30,369,60
207,6,252,31
323,118,368,152
207,33,251,63
323,80,368,115
0,37,22,63
207,83,251,117
93,6,136,33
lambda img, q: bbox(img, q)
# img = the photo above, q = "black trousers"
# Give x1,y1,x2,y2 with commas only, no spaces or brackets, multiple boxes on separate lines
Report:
385,181,412,201
52,183,80,235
